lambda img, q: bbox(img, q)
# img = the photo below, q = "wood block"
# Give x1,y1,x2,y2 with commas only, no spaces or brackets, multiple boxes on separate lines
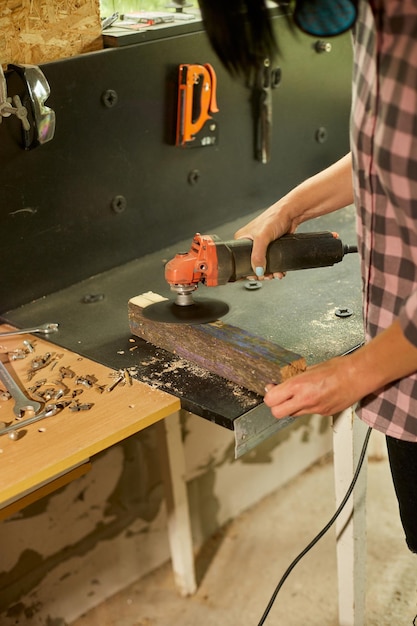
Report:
128,292,307,397
0,0,102,66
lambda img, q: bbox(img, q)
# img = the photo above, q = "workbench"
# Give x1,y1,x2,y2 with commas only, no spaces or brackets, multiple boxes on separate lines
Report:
0,207,368,624
0,329,203,597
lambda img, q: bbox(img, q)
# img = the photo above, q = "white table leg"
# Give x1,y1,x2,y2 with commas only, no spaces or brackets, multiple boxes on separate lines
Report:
332,408,369,626
158,410,197,596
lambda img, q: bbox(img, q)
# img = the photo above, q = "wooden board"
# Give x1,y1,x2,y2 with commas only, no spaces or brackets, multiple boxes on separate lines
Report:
0,324,179,508
0,0,102,66
128,293,307,397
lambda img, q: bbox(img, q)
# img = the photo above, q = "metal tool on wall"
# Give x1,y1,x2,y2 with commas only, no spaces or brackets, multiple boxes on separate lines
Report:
251,59,282,163
0,65,30,134
175,63,219,147
1,63,55,149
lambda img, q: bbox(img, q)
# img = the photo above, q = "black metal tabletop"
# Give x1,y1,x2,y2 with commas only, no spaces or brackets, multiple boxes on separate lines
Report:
2,206,363,430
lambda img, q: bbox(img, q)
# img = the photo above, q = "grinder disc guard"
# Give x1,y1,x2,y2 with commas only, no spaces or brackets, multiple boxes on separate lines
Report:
142,298,229,324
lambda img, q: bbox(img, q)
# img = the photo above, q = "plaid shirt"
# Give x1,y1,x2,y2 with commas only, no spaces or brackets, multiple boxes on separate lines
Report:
352,0,417,440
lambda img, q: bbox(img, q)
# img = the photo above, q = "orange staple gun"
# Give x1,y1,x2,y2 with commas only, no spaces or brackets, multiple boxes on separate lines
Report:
175,63,219,148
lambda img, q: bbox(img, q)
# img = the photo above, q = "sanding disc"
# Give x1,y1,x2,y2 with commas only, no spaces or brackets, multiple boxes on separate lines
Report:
142,298,230,324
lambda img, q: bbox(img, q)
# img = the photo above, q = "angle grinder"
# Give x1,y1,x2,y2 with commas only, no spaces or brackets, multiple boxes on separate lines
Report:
143,231,358,324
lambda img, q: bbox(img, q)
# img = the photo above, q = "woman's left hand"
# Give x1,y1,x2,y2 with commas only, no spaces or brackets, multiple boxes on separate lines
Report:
264,356,361,418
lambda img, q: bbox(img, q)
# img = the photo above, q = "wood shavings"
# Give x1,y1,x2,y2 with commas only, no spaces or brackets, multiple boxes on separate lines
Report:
0,0,102,65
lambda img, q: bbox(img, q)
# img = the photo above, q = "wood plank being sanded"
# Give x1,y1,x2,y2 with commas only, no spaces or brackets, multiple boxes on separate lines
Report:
128,292,306,397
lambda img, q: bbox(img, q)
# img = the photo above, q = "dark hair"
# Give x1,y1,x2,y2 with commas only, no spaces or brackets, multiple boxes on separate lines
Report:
197,0,279,79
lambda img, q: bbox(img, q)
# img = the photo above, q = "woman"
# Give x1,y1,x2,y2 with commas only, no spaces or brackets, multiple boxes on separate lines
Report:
198,0,417,554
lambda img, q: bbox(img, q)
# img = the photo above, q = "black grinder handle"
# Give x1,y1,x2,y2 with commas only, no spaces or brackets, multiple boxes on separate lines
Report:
215,231,347,284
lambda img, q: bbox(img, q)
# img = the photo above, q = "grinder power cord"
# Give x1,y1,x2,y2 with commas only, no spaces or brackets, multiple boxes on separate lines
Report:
257,425,372,625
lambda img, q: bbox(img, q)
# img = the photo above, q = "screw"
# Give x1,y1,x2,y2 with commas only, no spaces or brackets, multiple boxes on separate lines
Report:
271,67,282,88
111,195,127,213
315,40,332,53
101,89,119,108
315,127,328,144
188,170,201,186
59,367,75,379
81,293,105,304
245,280,262,291
335,307,353,318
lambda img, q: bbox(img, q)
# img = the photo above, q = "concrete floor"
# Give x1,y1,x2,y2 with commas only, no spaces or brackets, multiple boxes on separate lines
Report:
71,447,417,626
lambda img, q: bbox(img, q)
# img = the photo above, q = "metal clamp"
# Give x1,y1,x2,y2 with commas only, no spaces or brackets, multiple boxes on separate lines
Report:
0,65,30,132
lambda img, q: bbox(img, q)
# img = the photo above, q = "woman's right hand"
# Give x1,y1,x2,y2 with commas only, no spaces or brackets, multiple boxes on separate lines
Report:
234,201,298,278
233,153,354,278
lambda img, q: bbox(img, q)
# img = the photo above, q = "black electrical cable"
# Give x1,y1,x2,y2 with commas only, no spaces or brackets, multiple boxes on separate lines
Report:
256,425,372,626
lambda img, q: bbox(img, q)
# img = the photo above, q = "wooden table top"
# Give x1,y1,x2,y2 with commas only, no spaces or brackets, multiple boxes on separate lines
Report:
0,325,180,507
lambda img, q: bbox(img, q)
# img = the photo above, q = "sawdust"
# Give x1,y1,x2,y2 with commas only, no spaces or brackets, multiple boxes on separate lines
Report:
132,355,217,391
130,351,259,411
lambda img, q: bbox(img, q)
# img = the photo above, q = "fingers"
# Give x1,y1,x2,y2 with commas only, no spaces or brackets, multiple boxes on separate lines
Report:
263,357,356,420
251,236,271,277
264,366,325,418
263,383,302,419
234,229,273,278
234,209,293,278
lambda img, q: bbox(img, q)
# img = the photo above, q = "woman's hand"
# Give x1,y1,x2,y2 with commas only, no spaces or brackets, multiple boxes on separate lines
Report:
264,357,359,418
234,154,354,278
234,203,296,278
264,320,417,419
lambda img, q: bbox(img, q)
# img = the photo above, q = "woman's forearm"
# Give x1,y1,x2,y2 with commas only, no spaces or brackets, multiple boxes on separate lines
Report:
282,153,354,228
234,153,354,275
264,320,417,420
